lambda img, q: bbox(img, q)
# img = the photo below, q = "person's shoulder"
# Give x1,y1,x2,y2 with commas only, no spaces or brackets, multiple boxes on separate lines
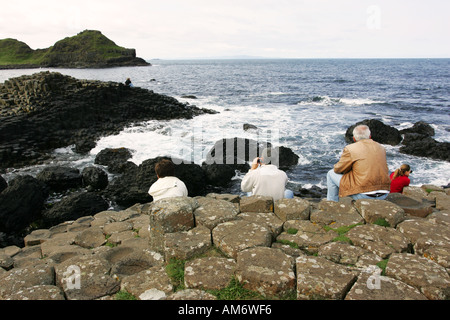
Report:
367,139,385,148
244,167,260,175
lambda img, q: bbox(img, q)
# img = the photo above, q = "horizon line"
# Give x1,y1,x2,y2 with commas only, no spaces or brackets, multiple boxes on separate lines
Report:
146,56,450,61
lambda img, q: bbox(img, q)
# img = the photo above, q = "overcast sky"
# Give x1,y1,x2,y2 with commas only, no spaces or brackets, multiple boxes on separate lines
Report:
1,0,449,59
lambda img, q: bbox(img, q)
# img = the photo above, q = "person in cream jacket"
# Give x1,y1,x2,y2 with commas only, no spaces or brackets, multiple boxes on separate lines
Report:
241,147,293,201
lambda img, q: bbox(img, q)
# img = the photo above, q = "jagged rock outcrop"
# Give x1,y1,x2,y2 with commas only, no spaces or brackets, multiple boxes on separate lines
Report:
0,176,49,234
41,192,110,227
399,133,450,162
0,72,217,170
345,119,402,146
36,166,83,192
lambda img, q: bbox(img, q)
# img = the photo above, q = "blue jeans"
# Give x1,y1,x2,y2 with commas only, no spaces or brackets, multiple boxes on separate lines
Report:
284,189,294,199
327,169,342,202
326,169,388,202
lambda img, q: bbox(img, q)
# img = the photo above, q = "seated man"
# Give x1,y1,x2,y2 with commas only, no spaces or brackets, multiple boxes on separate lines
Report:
327,124,391,202
148,159,188,202
241,147,293,201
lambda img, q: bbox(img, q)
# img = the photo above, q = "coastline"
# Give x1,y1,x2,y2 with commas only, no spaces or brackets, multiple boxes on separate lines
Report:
0,67,449,301
1,71,448,246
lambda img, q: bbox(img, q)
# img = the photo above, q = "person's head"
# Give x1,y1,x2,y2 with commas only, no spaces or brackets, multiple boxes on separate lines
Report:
352,125,371,142
155,159,175,178
398,164,412,176
393,164,412,179
260,147,280,167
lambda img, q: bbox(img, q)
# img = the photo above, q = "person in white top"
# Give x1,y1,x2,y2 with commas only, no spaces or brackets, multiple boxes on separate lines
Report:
148,159,188,202
241,148,293,201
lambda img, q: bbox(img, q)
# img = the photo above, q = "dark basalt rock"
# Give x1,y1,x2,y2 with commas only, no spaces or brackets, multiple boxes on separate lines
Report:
0,175,7,193
0,175,49,233
94,147,134,174
400,133,450,162
397,121,449,161
82,166,109,191
36,166,83,192
202,163,238,187
345,119,402,146
400,121,435,137
41,192,109,227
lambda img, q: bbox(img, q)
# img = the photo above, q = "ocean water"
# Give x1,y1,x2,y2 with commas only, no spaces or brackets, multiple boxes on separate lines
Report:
1,59,450,192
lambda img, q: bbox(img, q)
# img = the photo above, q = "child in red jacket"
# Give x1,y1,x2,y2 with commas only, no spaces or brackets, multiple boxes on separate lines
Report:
390,164,412,193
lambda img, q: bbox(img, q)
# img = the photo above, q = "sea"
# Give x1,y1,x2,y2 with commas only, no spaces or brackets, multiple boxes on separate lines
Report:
1,59,450,194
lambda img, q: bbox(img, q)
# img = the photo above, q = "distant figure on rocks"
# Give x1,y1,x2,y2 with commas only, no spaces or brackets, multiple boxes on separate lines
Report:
148,159,188,202
124,78,133,87
241,147,294,201
327,124,391,202
390,164,412,193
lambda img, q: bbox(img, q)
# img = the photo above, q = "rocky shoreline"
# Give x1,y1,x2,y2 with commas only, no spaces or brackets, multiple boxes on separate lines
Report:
0,185,449,300
0,72,217,170
0,137,301,248
1,71,449,301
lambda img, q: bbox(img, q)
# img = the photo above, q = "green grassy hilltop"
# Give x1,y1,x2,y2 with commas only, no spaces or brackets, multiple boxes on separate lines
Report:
0,30,150,69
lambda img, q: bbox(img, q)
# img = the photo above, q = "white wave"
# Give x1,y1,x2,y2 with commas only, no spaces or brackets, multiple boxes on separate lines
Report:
247,91,286,98
297,96,337,106
339,98,378,106
398,122,415,130
297,96,380,107
294,152,312,166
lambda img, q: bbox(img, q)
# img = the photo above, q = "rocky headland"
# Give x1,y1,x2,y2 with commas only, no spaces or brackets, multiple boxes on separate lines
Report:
0,30,150,69
0,71,216,170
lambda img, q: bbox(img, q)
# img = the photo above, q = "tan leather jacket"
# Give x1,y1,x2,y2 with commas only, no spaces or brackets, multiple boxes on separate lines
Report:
334,139,391,198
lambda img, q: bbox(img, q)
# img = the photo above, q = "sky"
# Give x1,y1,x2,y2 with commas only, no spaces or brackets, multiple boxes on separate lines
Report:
1,0,449,59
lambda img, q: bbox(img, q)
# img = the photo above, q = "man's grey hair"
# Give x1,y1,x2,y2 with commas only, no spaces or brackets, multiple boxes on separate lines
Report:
353,125,371,141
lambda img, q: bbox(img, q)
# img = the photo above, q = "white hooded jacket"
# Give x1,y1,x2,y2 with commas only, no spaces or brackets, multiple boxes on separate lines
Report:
148,176,188,202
